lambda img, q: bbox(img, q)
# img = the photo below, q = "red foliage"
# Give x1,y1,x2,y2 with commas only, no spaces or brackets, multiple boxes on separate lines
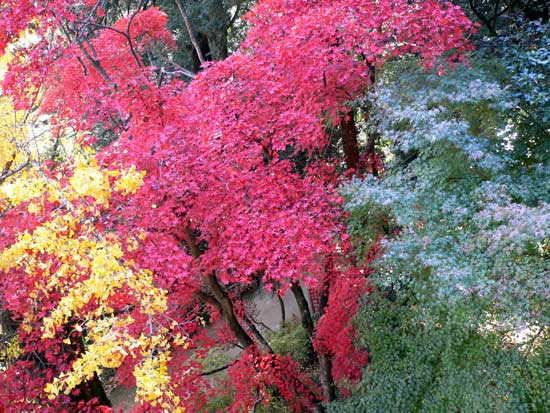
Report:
0,0,474,411
228,347,322,413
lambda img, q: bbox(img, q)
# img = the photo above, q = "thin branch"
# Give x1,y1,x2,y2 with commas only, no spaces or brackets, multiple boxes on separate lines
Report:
200,360,238,376
73,0,103,41
469,0,498,35
161,66,196,80
125,0,145,68
76,56,88,76
246,312,274,332
242,313,273,353
0,161,30,184
74,20,130,39
174,0,206,65
84,38,99,60
59,24,115,84
74,13,142,69
76,41,115,84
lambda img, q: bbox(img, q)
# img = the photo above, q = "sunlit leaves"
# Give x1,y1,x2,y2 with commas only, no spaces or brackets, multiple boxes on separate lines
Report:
0,0,476,411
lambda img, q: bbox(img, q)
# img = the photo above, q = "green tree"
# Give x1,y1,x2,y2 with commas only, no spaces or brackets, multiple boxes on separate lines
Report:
331,54,550,412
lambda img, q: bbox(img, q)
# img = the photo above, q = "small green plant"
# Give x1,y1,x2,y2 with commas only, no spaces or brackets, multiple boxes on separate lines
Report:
268,319,314,367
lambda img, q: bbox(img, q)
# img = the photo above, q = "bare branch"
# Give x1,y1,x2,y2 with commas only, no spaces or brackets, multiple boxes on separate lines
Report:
59,23,115,85
0,161,30,185
174,0,206,65
200,360,238,376
125,0,145,68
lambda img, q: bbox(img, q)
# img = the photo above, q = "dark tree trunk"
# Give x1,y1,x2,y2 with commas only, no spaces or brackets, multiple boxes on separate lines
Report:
203,271,257,349
78,372,112,407
207,0,229,60
290,282,336,404
318,353,336,402
290,282,314,335
71,335,112,407
316,278,336,402
341,112,360,172
277,294,286,325
182,227,266,350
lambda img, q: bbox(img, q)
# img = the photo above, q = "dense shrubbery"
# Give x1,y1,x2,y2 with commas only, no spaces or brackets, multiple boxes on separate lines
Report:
330,293,550,412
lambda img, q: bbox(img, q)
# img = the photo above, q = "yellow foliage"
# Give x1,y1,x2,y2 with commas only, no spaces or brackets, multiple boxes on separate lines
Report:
0,97,26,173
0,154,182,409
0,49,48,194
0,317,22,367
69,159,112,206
114,164,146,195
134,347,184,412
0,101,30,201
0,48,180,409
46,322,138,397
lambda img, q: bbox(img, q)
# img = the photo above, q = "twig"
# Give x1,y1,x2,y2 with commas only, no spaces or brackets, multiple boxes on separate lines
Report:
200,360,238,376
125,0,145,68
0,161,30,184
161,66,196,80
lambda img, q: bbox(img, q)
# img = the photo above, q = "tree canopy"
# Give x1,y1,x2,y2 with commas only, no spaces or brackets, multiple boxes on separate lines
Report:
1,0,548,412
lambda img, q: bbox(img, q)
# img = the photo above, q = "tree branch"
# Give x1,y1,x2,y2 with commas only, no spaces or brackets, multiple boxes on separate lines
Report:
469,0,498,35
290,282,314,336
125,0,145,68
174,0,206,65
200,360,238,376
341,111,361,172
0,161,30,185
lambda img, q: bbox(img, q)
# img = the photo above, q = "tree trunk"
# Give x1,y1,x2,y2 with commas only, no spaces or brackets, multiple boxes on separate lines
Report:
73,335,112,407
208,0,229,60
291,282,336,404
204,272,255,348
80,372,112,407
277,294,286,325
316,278,336,402
341,112,360,172
318,353,336,402
182,227,257,348
290,282,314,335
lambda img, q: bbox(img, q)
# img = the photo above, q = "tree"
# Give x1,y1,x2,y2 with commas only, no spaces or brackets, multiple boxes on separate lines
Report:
331,42,550,412
455,0,548,35
0,1,474,412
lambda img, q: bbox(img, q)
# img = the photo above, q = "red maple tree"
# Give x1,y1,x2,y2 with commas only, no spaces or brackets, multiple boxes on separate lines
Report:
0,1,473,411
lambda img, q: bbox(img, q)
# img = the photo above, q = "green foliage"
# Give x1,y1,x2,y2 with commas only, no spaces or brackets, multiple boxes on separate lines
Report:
329,293,550,413
199,347,236,412
484,18,550,164
268,319,314,367
333,47,550,412
201,346,235,373
200,332,309,413
345,59,549,324
157,0,251,69
203,392,235,413
256,396,293,413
